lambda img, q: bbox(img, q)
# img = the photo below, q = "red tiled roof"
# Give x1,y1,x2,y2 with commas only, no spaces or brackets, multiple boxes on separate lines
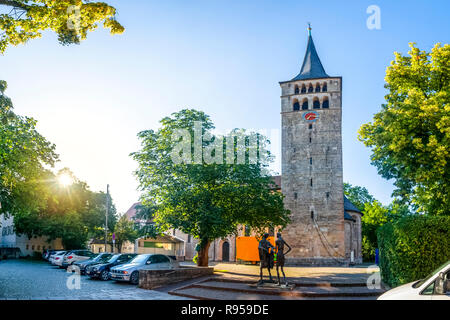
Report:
125,202,141,220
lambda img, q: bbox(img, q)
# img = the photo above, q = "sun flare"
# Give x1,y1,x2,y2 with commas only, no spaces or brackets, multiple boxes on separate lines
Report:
58,174,73,187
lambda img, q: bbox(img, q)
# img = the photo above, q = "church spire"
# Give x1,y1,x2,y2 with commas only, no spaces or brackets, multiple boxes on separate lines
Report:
292,24,329,81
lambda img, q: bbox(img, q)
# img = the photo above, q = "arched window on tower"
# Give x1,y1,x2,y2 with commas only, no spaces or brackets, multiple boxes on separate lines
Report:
313,97,320,109
293,99,300,111
301,84,307,93
302,99,309,110
315,83,321,92
322,82,328,92
308,84,314,93
294,85,299,94
322,97,329,109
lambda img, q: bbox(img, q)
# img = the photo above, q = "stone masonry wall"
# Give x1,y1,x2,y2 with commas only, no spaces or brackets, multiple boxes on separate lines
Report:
280,77,346,265
139,266,214,290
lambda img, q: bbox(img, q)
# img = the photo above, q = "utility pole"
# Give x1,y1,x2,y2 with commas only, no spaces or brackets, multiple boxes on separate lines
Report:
105,184,109,253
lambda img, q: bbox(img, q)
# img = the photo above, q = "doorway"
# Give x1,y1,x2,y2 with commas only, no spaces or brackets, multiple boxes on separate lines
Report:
222,241,230,262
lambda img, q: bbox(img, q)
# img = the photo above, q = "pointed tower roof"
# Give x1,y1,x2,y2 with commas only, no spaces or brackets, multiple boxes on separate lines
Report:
292,25,329,81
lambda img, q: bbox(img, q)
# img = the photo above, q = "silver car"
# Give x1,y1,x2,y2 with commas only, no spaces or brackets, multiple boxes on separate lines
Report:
109,254,178,285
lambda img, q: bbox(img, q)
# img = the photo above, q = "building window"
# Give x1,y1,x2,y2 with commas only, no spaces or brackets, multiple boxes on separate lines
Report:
32,245,35,251
294,85,299,94
309,124,313,130
313,98,320,109
187,235,191,243
311,210,315,220
322,97,329,108
308,84,314,93
322,84,327,92
302,100,309,110
315,83,321,92
293,101,300,111
310,179,313,187
172,229,176,236
310,157,313,165
26,245,29,250
301,84,307,93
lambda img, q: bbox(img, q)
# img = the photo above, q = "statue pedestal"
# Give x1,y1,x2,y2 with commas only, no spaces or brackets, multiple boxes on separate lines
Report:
251,281,295,291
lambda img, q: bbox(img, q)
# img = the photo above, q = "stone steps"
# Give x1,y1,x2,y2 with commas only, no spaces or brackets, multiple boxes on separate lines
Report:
168,278,384,300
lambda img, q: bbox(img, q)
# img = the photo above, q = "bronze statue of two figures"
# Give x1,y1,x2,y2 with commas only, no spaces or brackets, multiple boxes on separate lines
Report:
258,233,291,286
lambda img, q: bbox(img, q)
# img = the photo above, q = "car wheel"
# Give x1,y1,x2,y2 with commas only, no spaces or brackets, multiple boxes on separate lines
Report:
130,271,139,285
100,270,109,281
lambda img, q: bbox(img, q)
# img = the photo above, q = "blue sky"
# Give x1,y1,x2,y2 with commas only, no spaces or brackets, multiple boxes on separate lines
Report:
0,0,449,213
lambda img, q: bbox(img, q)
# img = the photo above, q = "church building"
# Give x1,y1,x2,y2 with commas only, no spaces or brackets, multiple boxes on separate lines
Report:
208,26,363,265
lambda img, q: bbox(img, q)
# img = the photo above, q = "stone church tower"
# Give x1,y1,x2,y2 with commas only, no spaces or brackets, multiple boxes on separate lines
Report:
279,26,347,265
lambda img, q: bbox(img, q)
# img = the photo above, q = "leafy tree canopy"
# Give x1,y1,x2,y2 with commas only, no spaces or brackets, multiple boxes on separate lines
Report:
344,183,410,261
13,168,118,249
0,0,124,53
113,214,139,253
0,81,58,216
358,43,450,215
131,109,291,266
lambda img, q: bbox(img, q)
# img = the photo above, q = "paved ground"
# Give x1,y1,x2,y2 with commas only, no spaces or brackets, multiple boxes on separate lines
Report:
0,259,189,300
0,259,381,300
185,261,380,284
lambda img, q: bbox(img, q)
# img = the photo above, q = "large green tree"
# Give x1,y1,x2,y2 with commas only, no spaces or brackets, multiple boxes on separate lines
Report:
0,81,58,217
132,109,291,266
0,0,124,53
344,183,409,261
358,43,450,215
13,168,118,249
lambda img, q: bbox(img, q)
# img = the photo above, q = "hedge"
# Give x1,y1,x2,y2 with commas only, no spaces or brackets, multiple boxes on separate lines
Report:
377,215,450,288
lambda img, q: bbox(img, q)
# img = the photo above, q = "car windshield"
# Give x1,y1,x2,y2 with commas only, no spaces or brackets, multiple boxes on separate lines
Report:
107,254,121,263
413,261,450,288
99,254,113,261
129,255,149,264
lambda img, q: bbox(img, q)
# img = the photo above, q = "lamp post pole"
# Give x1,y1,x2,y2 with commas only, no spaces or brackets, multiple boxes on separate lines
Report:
105,184,109,252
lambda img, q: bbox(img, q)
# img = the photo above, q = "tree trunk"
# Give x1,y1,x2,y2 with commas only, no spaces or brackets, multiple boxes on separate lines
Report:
197,240,210,267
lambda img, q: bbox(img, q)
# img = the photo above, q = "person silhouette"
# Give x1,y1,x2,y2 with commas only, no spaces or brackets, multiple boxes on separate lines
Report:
275,232,292,286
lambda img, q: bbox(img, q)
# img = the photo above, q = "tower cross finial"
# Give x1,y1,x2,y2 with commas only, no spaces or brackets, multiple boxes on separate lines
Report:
308,23,312,36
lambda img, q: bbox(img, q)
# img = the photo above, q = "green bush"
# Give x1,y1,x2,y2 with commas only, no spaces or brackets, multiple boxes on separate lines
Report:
377,215,450,288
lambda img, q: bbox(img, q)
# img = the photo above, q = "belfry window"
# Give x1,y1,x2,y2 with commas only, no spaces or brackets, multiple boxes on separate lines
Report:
315,84,321,92
295,86,300,94
322,83,328,92
301,84,307,93
302,100,309,110
322,97,329,109
308,84,314,93
293,101,300,111
313,98,320,109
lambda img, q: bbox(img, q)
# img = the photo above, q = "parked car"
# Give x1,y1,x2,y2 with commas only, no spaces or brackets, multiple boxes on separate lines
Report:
73,253,114,275
110,254,178,285
62,250,95,268
378,261,450,300
86,253,137,281
42,249,53,260
50,251,67,266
